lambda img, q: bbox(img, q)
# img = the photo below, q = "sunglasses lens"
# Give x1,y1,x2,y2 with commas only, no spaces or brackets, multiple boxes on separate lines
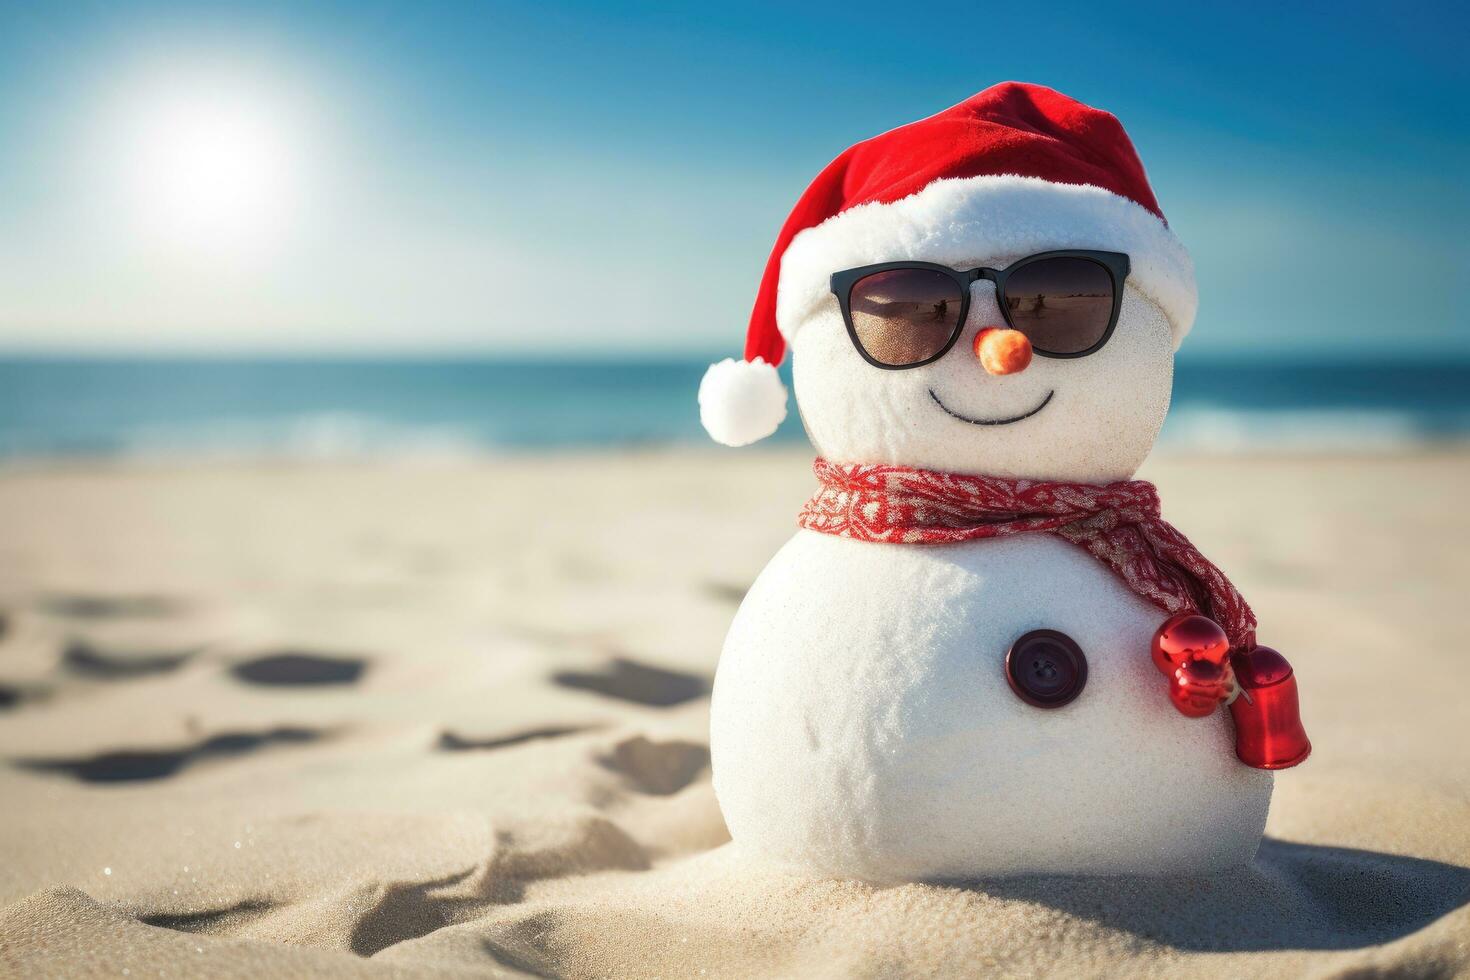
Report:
1003,257,1115,354
848,268,965,367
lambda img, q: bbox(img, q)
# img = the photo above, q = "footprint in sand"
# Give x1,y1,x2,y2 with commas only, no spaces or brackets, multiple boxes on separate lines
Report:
437,726,595,752
138,898,278,935
230,652,367,687
598,735,709,795
12,726,323,782
701,580,749,605
62,640,196,679
39,594,186,620
552,657,707,708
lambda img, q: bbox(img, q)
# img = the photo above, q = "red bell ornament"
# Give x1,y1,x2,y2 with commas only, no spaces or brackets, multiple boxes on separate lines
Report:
1229,646,1311,769
1169,658,1233,718
1151,612,1231,675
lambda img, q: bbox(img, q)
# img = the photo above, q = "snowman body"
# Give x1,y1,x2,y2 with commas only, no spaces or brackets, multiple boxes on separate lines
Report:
710,530,1272,882
704,280,1278,881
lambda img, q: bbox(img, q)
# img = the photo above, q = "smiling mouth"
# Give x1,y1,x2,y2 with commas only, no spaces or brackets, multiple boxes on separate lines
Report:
928,388,1055,426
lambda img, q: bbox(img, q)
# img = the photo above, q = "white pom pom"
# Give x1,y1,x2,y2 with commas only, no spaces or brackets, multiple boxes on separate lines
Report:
698,357,788,447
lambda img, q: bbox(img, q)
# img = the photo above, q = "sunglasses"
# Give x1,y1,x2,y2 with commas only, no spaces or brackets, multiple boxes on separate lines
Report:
829,250,1130,370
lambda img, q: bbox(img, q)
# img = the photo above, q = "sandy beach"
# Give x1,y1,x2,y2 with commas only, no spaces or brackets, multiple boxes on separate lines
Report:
1,448,1467,978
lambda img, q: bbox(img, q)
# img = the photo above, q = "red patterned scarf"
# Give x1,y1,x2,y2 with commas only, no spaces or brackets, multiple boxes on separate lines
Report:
798,458,1257,651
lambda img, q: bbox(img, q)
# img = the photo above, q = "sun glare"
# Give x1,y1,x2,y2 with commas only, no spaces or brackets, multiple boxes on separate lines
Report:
110,75,306,254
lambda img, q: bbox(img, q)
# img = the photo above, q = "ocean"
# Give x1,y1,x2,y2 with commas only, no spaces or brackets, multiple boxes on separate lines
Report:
0,357,1466,461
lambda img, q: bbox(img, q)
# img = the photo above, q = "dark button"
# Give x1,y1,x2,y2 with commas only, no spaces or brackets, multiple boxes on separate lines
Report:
1005,629,1088,708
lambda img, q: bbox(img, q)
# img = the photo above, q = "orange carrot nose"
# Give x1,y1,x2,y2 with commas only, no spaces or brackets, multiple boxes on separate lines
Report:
974,327,1032,376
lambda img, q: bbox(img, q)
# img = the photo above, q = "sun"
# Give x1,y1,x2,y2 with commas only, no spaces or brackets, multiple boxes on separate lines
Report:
112,77,304,254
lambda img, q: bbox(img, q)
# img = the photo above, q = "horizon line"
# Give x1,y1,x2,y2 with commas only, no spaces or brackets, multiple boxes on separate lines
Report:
2,348,1470,366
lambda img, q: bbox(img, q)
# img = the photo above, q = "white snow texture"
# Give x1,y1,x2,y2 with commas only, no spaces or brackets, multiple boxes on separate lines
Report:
712,533,1273,882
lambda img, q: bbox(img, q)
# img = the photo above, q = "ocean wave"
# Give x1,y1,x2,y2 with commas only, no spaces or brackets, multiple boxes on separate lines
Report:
2,358,1468,462
1,406,1467,464
1158,406,1470,453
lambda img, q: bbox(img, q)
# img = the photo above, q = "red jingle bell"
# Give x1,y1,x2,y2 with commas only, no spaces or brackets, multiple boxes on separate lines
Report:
1169,658,1233,718
1151,612,1231,675
1229,646,1311,769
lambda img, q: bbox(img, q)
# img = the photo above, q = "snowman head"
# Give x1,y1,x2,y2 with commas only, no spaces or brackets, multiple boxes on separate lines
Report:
700,83,1197,485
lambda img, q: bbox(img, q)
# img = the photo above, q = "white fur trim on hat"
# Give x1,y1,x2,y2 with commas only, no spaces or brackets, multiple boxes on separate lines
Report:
699,357,788,447
776,175,1198,348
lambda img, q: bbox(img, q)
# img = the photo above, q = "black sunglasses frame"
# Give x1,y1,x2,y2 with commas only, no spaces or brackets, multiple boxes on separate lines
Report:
829,250,1131,371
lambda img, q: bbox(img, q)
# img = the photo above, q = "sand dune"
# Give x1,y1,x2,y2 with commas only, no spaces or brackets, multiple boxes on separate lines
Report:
1,450,1468,977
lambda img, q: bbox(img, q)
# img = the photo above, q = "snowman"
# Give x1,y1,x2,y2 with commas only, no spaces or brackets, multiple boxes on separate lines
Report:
697,82,1309,883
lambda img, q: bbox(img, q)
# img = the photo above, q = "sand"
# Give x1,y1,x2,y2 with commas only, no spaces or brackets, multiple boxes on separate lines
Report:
0,448,1467,978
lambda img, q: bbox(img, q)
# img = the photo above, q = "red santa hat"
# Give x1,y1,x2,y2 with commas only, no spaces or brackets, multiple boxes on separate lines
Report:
699,81,1197,447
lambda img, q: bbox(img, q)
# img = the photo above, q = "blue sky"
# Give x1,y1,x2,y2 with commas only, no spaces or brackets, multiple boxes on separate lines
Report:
0,0,1465,359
